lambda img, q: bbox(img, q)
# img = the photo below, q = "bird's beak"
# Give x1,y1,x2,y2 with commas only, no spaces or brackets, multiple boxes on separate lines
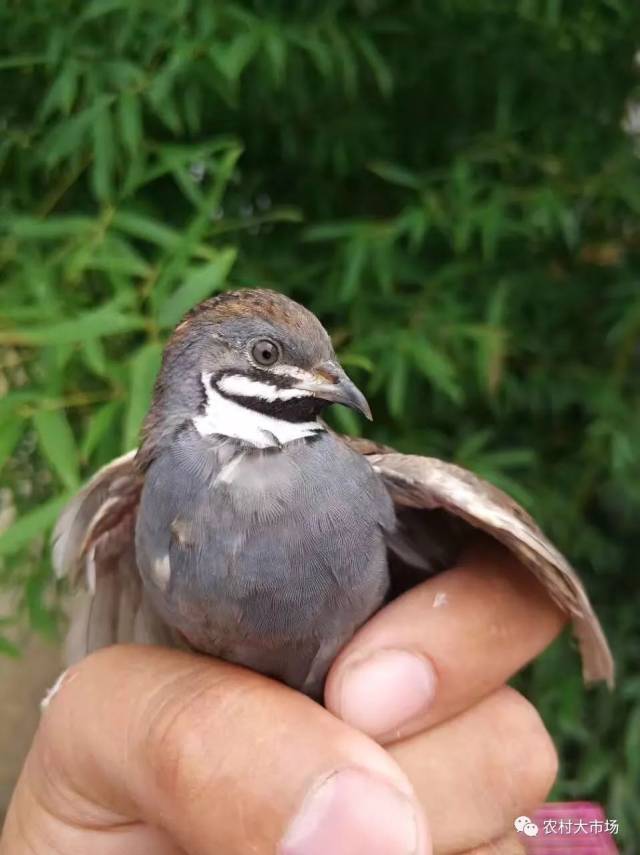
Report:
295,361,372,420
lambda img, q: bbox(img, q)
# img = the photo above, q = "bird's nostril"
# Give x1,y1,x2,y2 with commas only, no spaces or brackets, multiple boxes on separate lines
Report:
315,364,340,384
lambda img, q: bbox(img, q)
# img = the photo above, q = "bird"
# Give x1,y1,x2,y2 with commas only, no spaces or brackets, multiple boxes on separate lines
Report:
53,289,614,697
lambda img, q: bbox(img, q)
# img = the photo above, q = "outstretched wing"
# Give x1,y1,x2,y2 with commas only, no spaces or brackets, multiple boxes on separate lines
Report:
54,439,614,687
52,451,172,663
341,440,614,688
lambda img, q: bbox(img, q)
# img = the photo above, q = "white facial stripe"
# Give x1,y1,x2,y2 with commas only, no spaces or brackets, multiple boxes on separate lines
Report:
193,373,323,448
270,365,312,381
218,374,312,402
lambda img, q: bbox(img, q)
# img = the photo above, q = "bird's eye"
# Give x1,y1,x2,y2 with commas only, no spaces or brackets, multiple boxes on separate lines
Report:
251,339,280,366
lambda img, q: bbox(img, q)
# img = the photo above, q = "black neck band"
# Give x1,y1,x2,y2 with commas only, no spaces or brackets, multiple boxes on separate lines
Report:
211,373,327,423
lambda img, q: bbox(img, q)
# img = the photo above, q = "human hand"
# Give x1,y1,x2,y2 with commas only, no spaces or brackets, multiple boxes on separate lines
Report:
325,539,564,852
1,542,563,855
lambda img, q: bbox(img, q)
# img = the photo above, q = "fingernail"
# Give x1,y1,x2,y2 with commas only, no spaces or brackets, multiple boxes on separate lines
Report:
280,767,428,855
339,649,437,736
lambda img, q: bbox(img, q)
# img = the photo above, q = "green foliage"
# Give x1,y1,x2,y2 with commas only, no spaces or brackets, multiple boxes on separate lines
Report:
1,0,639,842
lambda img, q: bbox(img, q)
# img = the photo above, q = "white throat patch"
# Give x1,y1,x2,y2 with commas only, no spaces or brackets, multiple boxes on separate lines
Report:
193,372,324,448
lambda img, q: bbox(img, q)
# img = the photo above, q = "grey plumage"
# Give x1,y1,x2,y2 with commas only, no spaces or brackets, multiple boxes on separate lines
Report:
53,289,614,695
136,426,394,696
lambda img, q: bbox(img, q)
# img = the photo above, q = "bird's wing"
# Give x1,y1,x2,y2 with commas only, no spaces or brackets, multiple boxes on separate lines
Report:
52,450,172,663
341,440,614,688
54,440,613,687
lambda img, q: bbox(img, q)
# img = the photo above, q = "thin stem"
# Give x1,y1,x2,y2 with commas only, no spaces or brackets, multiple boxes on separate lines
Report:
17,391,120,417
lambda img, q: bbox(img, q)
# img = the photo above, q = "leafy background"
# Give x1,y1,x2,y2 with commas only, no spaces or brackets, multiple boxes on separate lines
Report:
1,0,639,847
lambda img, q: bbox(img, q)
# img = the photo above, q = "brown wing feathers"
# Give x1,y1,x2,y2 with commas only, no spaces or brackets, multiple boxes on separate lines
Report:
364,451,614,688
52,451,152,660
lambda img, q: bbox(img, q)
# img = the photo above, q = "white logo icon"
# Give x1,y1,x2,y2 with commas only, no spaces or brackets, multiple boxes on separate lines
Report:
514,815,539,837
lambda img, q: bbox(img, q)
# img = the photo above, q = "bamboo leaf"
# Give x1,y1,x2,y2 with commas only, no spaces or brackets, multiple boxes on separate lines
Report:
0,418,23,470
33,410,80,490
303,221,367,242
40,61,79,119
411,339,462,403
92,103,115,201
83,339,108,378
40,97,113,168
80,0,132,20
0,306,146,346
341,238,366,299
262,25,287,85
368,160,420,190
211,32,259,82
112,210,182,248
387,350,408,418
118,91,143,155
479,282,509,395
156,248,237,328
123,342,163,450
81,401,122,459
352,32,393,96
0,496,69,557
0,393,36,421
86,236,150,277
7,215,95,240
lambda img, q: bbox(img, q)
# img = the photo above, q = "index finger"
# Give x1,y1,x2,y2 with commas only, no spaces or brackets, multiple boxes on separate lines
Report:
325,540,566,743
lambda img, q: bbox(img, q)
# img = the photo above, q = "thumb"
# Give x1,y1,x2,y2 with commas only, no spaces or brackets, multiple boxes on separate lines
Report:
1,645,429,855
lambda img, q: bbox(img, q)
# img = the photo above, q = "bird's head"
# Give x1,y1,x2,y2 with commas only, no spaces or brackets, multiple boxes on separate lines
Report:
139,289,371,462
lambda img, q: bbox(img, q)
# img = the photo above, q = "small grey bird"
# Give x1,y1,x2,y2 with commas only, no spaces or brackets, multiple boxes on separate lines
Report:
54,289,614,696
